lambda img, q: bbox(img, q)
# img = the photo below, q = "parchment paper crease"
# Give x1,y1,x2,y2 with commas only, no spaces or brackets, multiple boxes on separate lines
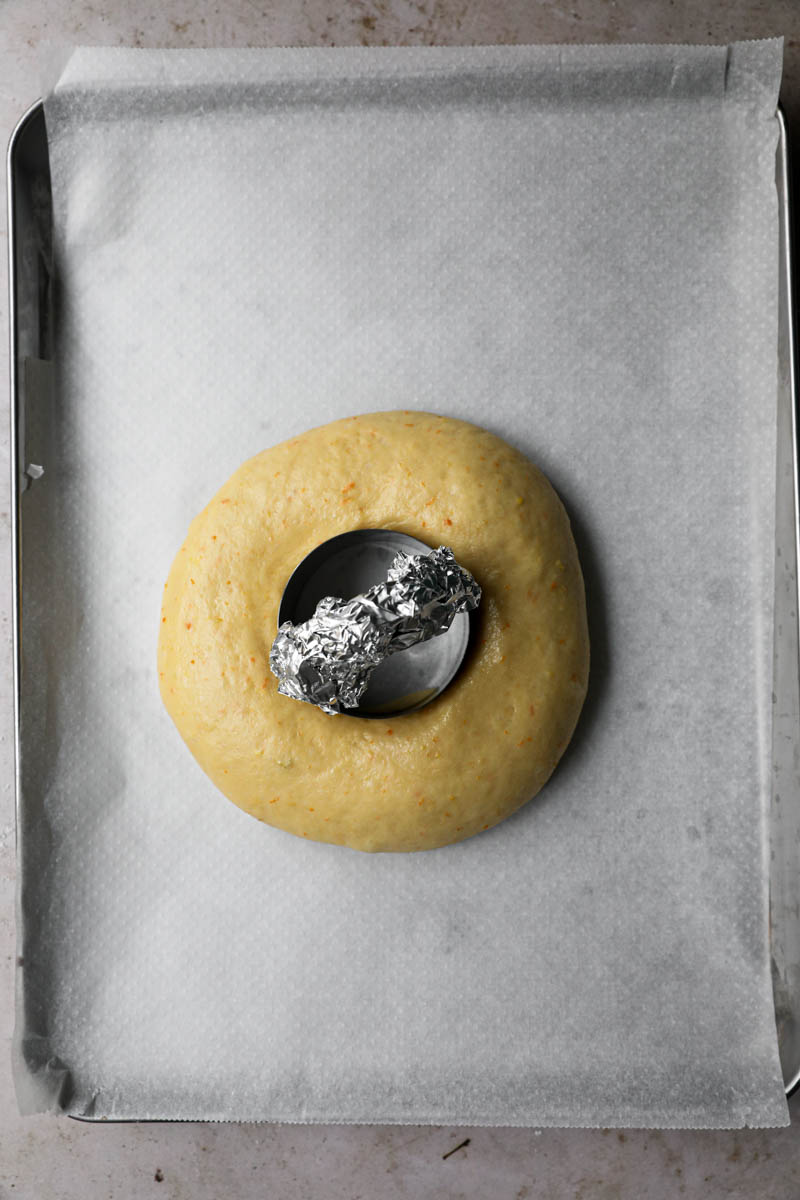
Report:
14,40,789,1125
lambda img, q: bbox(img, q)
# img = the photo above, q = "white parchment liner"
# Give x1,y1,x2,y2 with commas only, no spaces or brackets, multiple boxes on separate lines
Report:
13,41,789,1126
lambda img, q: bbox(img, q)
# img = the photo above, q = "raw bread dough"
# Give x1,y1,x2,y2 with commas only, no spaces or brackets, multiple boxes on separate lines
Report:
158,411,589,852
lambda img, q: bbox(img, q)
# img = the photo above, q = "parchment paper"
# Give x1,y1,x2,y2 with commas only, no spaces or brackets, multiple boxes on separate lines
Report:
15,41,789,1126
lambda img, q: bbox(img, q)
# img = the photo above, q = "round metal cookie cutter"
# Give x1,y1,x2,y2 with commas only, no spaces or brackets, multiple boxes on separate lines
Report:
277,529,476,719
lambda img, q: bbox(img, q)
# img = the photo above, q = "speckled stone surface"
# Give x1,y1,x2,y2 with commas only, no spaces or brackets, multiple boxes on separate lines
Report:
2,2,800,1197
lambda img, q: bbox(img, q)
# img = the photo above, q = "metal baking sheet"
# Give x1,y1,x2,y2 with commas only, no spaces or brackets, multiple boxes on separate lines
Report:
7,92,800,1110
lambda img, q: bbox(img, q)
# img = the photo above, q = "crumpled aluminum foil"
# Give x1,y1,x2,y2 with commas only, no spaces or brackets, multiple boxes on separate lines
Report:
269,545,481,714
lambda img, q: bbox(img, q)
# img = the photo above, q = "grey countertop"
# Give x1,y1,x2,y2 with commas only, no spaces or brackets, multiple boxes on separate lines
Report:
3,2,800,1197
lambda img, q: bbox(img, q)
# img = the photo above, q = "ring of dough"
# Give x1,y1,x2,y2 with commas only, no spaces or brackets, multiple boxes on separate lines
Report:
158,411,589,852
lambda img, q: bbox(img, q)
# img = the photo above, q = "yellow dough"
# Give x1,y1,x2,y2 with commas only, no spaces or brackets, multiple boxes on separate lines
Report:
158,412,589,852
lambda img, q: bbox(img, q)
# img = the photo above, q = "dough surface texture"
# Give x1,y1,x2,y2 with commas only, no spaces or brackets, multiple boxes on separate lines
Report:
158,411,589,852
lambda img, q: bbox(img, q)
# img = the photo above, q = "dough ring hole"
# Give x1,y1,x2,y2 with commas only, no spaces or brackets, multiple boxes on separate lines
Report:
277,528,476,719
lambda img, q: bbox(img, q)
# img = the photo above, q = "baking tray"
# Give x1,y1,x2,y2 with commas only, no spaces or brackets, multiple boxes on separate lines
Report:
8,98,800,1107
